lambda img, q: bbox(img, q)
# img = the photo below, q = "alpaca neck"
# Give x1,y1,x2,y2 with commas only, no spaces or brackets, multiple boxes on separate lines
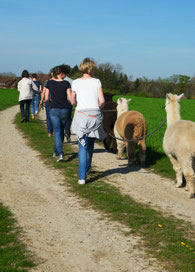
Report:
117,106,128,118
166,102,181,127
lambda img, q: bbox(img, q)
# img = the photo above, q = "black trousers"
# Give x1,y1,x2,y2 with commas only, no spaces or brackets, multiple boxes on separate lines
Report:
19,99,32,122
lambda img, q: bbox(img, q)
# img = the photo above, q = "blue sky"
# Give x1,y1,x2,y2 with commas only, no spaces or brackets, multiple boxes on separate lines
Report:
0,0,195,79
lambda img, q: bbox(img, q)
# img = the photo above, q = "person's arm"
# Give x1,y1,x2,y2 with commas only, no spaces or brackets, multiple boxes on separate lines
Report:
39,83,42,92
17,80,21,92
31,80,38,92
40,86,46,105
67,89,77,106
45,88,50,102
98,87,105,108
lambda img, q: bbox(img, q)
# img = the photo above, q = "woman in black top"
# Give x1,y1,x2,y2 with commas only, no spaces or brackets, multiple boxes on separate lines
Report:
45,65,73,162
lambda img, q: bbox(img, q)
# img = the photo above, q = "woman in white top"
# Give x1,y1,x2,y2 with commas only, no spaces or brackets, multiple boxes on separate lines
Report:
17,70,38,122
71,58,105,185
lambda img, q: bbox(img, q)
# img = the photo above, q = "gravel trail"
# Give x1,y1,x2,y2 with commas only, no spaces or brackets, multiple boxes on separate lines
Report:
0,105,193,271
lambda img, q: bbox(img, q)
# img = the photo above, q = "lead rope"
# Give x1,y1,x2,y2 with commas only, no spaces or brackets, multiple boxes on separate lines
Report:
106,118,167,143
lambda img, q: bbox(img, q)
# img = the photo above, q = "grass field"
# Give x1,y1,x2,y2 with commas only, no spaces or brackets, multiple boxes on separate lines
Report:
0,88,18,111
0,89,195,271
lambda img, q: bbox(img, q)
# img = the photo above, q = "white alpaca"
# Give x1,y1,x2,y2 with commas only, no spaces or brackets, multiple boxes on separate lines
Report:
163,93,195,198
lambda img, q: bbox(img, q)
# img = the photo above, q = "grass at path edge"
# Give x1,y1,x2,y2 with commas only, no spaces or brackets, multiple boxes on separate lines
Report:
0,89,36,271
0,203,36,271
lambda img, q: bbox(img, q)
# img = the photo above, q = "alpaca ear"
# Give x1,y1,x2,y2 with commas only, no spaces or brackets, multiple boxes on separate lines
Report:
178,93,184,101
127,98,131,103
166,93,173,103
166,93,171,99
117,98,123,104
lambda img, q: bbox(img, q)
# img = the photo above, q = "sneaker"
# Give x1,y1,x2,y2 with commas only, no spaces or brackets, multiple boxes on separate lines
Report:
53,152,58,158
57,154,63,162
78,179,85,185
21,118,26,123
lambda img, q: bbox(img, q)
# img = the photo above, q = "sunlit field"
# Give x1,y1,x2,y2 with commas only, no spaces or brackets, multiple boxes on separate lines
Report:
0,88,18,111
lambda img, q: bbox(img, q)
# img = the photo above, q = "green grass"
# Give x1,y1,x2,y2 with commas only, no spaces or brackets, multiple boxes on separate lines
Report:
0,203,36,272
0,88,18,111
15,112,195,272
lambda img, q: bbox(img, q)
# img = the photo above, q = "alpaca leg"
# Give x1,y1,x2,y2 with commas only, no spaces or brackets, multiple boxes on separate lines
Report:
114,128,125,160
192,158,195,172
182,163,195,199
186,174,195,198
168,154,183,187
112,139,117,154
103,134,112,151
116,140,125,160
127,142,136,166
138,139,146,167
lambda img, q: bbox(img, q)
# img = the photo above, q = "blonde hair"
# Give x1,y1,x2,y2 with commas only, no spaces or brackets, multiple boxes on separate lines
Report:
80,58,96,75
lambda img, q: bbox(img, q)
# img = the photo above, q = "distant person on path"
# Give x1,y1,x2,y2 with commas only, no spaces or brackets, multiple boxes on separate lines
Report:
45,65,73,162
17,70,38,123
30,73,42,119
40,72,53,137
71,58,105,185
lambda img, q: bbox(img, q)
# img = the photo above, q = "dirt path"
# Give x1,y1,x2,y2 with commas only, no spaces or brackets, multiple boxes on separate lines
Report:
0,106,193,272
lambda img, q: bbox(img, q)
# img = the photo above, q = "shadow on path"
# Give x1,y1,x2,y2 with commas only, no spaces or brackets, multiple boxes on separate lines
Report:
87,163,141,184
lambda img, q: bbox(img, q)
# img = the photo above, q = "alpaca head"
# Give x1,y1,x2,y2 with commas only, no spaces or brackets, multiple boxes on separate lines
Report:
165,93,184,109
165,93,184,125
116,97,131,117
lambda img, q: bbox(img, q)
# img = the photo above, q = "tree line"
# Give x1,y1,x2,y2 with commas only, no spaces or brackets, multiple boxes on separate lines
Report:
1,64,195,98
68,63,195,99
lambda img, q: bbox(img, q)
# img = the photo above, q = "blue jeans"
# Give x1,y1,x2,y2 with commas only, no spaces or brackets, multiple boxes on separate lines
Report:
64,104,72,137
78,135,95,180
45,102,53,134
50,108,70,156
31,94,40,115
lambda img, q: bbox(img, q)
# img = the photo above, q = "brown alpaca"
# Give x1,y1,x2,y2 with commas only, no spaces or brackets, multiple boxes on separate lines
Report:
163,93,195,198
114,98,147,167
102,101,117,153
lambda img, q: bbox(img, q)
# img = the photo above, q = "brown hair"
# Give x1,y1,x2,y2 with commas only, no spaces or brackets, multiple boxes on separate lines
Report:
49,65,68,79
21,70,29,78
32,73,37,79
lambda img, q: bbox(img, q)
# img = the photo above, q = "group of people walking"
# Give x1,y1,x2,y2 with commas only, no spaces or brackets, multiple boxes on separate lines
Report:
17,58,106,185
